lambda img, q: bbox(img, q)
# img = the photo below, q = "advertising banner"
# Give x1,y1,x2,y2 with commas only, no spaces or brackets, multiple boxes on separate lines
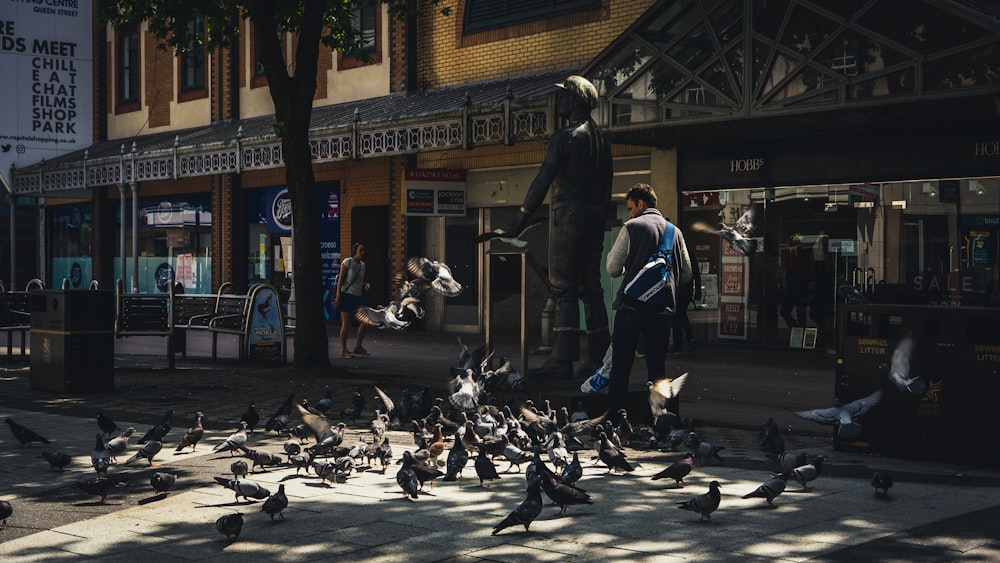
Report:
0,0,92,191
404,168,466,216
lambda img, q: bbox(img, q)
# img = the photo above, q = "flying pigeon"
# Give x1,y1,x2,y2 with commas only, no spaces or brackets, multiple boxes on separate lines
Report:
648,374,688,419
216,512,244,541
261,483,288,520
40,451,72,471
788,455,825,491
408,256,463,297
124,440,162,467
4,418,50,447
449,369,483,411
355,300,418,330
678,480,721,521
175,412,204,452
105,427,136,463
742,472,788,507
138,409,174,444
213,422,249,455
213,477,272,503
872,470,893,497
296,404,346,448
239,402,260,436
492,476,544,535
76,475,129,504
97,411,119,440
795,390,882,441
0,499,10,530
691,204,760,256
888,338,928,395
651,453,693,487
150,472,176,495
475,214,548,248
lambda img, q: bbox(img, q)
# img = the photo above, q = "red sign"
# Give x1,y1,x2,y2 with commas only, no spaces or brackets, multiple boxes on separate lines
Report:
720,262,744,295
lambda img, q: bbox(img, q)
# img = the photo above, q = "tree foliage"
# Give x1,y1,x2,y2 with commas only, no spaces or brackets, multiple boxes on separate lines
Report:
98,0,450,367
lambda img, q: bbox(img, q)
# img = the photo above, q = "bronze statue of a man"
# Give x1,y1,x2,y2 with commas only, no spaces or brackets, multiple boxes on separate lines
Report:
500,75,613,380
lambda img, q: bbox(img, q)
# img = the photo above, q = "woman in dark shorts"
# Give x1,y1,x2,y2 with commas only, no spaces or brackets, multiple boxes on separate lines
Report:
334,242,371,358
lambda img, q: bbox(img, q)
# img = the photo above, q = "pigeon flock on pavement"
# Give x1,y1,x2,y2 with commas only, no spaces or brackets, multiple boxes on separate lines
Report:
1,323,924,542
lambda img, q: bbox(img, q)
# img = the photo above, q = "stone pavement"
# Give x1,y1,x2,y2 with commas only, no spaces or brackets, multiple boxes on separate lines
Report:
0,328,998,561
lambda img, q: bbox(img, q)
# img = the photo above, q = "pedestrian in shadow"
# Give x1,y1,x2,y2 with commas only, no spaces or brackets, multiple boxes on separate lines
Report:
334,242,371,359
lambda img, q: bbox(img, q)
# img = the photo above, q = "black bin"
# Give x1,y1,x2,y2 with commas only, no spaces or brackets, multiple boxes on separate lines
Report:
30,290,115,393
836,304,1000,467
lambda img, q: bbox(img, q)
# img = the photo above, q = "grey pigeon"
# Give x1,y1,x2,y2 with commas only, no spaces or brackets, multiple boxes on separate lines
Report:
742,472,788,507
316,389,334,414
597,431,634,473
239,402,260,436
685,432,724,466
97,411,118,439
216,512,244,540
888,338,928,395
175,412,204,452
795,391,882,441
443,436,469,481
213,477,271,502
231,459,249,480
124,440,162,466
150,472,176,494
475,450,501,487
40,451,72,471
789,455,825,491
138,409,173,444
492,476,544,535
0,499,10,529
283,439,302,458
76,475,129,504
355,302,417,330
4,418,50,447
213,422,248,455
872,470,893,497
264,395,294,433
261,483,288,520
396,464,420,501
651,453,693,487
678,480,721,521
105,427,136,463
239,446,283,472
776,452,808,472
691,204,759,256
559,451,583,487
408,256,462,296
449,369,483,411
91,433,111,476
312,460,337,485
758,417,785,455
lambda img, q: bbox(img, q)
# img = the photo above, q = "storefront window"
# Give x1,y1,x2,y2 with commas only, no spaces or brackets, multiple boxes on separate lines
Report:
49,203,93,289
114,196,212,293
679,180,1000,349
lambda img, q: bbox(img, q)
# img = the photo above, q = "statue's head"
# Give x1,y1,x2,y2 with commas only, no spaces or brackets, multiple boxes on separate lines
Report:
555,75,598,110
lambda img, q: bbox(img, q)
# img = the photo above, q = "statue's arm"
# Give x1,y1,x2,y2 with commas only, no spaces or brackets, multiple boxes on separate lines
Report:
520,132,565,215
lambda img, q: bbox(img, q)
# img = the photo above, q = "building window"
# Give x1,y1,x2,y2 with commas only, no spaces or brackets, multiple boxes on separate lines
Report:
338,4,381,70
251,22,282,89
116,26,140,114
463,0,601,33
178,18,207,101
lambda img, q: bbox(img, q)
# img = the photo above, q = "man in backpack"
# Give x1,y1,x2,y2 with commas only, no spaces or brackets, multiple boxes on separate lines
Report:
583,183,691,418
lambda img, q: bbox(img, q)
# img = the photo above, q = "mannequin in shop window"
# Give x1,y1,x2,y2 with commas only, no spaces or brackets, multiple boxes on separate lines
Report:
781,234,810,328
334,242,371,359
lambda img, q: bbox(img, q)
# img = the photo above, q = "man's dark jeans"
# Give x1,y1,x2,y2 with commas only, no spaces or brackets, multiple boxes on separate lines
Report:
607,307,670,417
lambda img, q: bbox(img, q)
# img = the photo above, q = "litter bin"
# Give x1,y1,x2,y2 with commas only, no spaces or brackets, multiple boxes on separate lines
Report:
30,289,115,393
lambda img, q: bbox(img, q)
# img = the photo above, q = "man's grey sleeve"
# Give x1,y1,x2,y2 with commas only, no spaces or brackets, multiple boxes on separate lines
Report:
606,226,629,278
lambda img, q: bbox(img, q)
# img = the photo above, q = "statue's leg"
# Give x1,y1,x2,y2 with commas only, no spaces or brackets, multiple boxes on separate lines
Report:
529,205,579,379
578,209,610,377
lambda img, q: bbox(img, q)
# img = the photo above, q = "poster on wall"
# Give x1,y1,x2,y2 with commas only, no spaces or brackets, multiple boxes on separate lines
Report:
0,0,93,191
404,168,466,216
718,242,749,340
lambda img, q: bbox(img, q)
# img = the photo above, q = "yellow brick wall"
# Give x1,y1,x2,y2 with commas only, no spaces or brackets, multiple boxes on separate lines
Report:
144,31,174,128
417,0,654,89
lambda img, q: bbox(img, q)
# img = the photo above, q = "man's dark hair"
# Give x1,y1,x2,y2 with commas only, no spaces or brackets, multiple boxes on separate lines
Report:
626,183,657,208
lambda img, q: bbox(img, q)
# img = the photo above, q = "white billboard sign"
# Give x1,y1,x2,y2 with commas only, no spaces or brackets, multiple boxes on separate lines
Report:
0,0,92,192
